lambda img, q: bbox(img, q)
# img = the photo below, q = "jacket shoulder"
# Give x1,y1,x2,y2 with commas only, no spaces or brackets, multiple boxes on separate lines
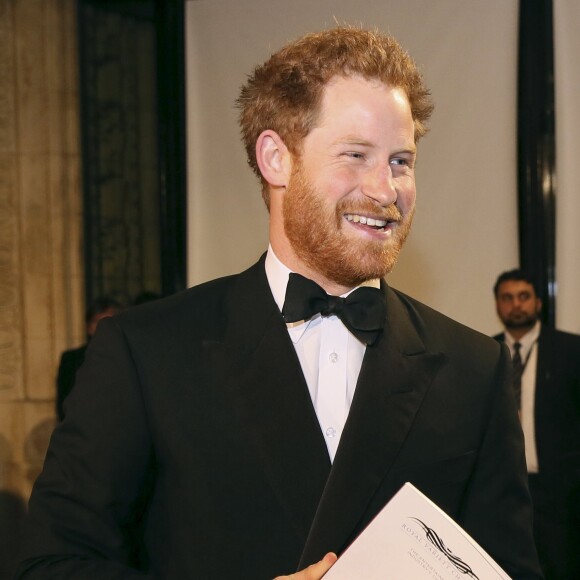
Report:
109,258,268,341
540,327,580,356
386,286,503,358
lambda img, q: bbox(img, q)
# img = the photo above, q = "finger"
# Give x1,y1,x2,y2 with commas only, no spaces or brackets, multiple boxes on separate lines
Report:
303,552,338,579
273,552,338,580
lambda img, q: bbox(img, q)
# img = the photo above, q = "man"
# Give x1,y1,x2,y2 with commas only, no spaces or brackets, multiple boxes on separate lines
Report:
15,28,541,579
55,297,123,420
494,269,580,579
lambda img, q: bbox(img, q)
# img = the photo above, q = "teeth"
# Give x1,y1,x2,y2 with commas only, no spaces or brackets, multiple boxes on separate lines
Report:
345,214,388,227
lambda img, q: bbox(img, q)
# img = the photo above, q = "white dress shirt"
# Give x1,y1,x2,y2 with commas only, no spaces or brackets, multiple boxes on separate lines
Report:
265,247,379,462
505,321,541,473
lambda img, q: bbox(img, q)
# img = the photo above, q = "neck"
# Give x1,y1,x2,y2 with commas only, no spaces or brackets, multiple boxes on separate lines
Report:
506,324,535,341
269,239,356,296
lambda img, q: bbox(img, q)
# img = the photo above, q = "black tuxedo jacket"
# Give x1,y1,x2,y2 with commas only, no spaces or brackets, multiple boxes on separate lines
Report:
17,258,541,579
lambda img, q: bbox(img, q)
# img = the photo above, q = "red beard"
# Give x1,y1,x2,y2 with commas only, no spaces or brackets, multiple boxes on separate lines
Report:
283,164,414,288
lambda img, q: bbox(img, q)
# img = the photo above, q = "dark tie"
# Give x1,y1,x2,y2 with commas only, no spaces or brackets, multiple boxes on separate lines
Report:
282,273,386,346
512,342,524,408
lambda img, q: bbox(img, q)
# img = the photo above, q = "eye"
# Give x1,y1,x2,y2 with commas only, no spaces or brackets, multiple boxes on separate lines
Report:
390,156,414,169
344,151,365,160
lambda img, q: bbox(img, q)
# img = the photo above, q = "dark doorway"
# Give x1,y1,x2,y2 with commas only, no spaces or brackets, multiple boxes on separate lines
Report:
77,0,186,306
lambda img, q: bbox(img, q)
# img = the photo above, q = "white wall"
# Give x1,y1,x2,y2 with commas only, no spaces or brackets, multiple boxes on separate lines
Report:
186,0,521,335
555,0,580,334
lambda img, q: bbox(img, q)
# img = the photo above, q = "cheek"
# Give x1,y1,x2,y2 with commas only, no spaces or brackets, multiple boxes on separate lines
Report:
497,303,509,316
397,181,416,211
313,167,360,202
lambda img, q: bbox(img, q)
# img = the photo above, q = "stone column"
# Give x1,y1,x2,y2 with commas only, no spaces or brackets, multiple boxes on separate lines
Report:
0,0,84,505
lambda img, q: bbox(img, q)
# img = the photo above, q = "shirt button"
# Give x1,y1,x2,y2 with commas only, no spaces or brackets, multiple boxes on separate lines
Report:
325,427,336,438
329,352,338,363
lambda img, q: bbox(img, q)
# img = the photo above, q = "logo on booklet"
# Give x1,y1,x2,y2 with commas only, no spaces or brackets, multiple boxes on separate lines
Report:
409,518,479,579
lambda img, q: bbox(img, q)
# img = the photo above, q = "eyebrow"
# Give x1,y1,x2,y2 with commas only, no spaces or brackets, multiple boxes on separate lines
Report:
337,137,372,146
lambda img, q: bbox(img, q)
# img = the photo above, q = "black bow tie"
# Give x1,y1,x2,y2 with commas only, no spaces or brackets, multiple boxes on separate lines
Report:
282,273,386,346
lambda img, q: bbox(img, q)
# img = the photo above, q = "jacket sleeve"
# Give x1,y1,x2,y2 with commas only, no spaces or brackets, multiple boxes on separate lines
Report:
14,318,156,579
460,343,542,579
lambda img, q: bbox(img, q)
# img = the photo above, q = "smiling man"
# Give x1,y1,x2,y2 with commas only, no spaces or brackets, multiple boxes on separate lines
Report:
265,76,416,295
16,28,541,580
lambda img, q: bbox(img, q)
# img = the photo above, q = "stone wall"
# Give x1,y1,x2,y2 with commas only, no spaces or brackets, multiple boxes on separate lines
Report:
0,0,83,517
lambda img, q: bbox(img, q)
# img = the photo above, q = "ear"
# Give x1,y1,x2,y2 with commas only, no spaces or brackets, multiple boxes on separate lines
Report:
256,130,292,188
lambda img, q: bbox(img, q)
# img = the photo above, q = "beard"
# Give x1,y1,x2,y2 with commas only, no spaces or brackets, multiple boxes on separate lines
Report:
283,164,414,288
502,310,539,331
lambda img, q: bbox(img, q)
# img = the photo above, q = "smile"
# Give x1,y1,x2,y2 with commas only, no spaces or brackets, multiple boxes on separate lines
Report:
344,213,393,233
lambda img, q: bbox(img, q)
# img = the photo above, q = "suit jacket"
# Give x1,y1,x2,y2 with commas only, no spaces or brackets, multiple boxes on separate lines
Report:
17,258,541,579
495,328,580,509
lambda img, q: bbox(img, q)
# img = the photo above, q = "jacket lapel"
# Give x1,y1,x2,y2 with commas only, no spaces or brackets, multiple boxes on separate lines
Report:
203,258,331,543
299,286,445,567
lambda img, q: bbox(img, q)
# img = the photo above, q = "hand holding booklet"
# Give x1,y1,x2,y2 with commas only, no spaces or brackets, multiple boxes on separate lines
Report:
324,482,511,579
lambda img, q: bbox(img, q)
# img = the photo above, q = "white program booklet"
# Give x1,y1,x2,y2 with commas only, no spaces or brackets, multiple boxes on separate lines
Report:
324,482,511,579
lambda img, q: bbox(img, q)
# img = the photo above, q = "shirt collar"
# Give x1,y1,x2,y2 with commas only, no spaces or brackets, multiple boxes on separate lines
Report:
265,245,291,313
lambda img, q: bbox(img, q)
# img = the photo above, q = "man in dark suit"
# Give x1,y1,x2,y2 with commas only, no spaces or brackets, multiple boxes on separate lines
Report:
16,28,541,579
493,269,580,580
55,297,123,421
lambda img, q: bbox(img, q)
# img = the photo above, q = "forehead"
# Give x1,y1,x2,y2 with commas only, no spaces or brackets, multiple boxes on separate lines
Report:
315,75,413,134
497,280,536,297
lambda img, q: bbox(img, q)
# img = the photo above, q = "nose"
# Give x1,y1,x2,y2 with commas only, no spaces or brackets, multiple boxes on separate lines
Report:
361,165,398,206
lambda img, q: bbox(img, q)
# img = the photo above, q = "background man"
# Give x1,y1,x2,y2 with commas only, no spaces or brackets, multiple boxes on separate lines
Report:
16,28,541,579
494,269,580,579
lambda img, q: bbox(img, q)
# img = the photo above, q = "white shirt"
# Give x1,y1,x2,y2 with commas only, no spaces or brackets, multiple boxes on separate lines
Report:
504,321,541,473
265,247,379,462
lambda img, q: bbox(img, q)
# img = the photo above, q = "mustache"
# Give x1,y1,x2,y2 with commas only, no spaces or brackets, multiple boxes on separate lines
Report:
337,199,403,221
